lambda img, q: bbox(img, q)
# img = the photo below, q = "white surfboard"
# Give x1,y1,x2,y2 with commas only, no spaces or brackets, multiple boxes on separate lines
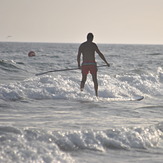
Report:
104,96,144,102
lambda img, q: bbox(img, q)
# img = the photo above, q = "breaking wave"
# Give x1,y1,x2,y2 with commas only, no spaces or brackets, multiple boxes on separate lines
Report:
0,124,162,162
0,67,162,101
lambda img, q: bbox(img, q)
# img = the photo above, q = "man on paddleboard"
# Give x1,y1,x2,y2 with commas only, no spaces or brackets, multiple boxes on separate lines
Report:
77,33,110,96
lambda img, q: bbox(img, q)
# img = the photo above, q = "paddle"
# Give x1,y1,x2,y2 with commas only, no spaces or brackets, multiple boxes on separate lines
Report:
35,65,108,76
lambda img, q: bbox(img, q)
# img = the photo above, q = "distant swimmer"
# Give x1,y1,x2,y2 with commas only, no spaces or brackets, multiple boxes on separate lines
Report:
77,33,110,97
28,51,36,57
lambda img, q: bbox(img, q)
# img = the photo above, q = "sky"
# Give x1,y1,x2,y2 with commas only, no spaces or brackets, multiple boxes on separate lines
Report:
1,0,163,44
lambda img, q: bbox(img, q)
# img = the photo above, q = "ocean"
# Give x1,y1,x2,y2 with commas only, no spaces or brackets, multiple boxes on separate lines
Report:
0,42,163,163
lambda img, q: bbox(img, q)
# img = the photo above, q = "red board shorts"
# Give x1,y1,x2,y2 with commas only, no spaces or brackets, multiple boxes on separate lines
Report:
81,62,97,75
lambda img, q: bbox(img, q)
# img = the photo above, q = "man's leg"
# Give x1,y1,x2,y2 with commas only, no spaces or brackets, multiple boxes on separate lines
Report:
92,73,98,96
80,74,87,91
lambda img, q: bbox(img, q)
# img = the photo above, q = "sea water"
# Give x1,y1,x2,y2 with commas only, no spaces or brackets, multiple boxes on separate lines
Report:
0,42,163,163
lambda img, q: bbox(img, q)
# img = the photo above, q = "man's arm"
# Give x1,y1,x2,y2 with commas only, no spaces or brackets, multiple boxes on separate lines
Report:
95,45,110,67
77,46,82,68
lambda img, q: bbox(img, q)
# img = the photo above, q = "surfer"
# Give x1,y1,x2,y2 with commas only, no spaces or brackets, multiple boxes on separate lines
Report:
77,33,110,96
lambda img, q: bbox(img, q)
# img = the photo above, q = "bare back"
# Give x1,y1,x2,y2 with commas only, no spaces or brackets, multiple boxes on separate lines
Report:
79,41,97,62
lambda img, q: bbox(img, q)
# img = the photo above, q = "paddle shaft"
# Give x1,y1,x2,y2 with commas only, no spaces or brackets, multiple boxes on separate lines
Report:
35,65,108,76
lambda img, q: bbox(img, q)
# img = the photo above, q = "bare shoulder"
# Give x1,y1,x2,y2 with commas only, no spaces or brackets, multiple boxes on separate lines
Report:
81,41,87,46
92,42,98,49
79,41,97,51
79,42,86,49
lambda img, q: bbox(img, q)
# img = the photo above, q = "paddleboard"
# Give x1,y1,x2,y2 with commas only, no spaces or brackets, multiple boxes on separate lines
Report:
104,96,144,102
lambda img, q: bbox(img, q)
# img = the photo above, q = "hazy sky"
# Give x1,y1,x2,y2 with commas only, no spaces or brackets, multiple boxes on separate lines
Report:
1,0,163,44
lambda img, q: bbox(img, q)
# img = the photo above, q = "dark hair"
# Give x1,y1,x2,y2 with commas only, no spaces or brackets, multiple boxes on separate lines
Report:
87,33,94,41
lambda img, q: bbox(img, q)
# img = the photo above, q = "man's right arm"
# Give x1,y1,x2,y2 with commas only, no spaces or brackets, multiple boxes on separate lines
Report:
77,46,82,68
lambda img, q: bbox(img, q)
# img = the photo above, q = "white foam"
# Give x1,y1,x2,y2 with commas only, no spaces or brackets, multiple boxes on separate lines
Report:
53,125,162,151
0,126,75,163
0,69,162,101
0,125,162,162
157,67,163,83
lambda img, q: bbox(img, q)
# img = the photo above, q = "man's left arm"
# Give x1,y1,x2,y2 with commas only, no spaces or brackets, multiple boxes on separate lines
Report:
95,45,110,67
